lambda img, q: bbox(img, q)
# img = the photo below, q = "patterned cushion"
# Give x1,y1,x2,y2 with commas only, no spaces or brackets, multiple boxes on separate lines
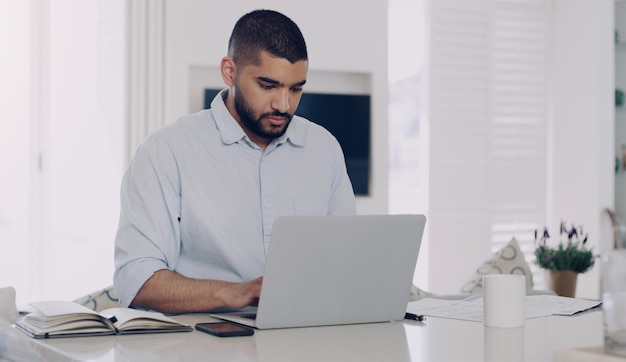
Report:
409,284,431,301
74,285,122,312
460,238,534,294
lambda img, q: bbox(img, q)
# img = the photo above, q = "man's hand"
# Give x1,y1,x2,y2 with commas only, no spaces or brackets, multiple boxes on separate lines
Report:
131,270,263,314
220,276,263,309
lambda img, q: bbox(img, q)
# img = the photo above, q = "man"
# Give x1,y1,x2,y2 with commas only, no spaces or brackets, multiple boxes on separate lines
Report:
113,9,356,314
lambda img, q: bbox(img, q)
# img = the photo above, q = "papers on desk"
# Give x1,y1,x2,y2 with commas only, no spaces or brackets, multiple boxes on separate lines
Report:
406,295,602,323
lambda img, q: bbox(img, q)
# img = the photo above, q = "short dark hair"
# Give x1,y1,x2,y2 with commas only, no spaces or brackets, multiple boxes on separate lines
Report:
228,9,308,66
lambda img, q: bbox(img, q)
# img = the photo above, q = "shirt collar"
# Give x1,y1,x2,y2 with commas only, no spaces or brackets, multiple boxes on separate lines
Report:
210,90,245,146
210,89,306,148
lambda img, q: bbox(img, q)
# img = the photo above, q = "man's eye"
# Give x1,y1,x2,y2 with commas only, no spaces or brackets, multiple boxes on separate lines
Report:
260,84,274,90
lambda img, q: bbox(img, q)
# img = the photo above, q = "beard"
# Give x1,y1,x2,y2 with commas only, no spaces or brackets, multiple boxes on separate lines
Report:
234,86,293,141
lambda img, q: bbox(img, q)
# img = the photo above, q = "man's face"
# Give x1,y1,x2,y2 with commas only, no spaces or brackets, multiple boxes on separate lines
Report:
233,83,291,141
228,51,308,146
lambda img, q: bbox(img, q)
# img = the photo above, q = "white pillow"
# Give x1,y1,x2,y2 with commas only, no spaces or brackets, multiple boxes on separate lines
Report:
460,238,534,294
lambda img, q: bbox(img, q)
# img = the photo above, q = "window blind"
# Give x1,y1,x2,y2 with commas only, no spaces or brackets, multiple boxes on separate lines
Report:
427,0,549,292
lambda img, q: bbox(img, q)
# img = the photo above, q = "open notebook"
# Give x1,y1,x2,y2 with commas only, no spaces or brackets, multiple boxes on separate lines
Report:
212,214,426,329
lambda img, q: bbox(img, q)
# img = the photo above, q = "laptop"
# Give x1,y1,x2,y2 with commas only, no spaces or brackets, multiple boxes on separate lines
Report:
211,214,426,329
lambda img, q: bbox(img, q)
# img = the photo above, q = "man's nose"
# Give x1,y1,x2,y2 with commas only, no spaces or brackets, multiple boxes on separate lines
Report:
271,89,290,113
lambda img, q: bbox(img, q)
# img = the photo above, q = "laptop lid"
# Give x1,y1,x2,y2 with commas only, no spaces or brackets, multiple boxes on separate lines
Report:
213,214,426,329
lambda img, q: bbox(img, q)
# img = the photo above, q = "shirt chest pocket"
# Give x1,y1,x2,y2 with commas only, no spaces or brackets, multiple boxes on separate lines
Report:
293,198,329,216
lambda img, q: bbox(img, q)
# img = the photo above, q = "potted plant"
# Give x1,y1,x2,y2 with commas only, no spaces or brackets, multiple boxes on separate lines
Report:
534,221,596,297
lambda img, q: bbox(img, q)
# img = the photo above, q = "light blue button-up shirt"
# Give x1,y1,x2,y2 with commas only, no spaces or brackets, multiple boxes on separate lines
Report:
113,91,357,307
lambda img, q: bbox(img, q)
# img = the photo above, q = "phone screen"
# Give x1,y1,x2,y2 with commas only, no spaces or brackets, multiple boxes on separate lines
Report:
195,322,254,337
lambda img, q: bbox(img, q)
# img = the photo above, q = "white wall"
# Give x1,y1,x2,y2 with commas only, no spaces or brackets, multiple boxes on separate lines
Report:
163,0,389,214
550,0,615,299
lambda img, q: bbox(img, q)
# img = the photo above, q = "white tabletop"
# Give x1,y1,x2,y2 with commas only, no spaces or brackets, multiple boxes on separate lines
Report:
0,310,611,362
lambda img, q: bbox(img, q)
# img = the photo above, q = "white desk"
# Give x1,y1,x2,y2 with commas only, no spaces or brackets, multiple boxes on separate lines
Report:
0,310,615,361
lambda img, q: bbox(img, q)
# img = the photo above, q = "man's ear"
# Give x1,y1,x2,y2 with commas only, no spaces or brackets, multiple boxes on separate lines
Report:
220,57,236,87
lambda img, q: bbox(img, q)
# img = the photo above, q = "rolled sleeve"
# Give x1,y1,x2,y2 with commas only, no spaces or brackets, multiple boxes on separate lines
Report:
113,135,182,307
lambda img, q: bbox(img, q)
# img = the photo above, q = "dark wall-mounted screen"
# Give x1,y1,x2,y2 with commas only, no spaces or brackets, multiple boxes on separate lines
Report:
204,89,370,195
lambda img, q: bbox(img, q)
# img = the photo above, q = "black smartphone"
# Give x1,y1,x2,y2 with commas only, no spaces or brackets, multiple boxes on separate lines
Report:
195,322,254,337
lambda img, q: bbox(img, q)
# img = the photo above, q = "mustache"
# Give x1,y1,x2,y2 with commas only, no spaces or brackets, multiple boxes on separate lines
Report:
261,111,292,120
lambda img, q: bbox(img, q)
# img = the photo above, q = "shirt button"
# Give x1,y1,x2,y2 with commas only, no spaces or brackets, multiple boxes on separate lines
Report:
265,203,271,209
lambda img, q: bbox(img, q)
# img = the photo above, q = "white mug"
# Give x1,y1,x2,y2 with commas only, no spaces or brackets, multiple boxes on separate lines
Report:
483,274,526,328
